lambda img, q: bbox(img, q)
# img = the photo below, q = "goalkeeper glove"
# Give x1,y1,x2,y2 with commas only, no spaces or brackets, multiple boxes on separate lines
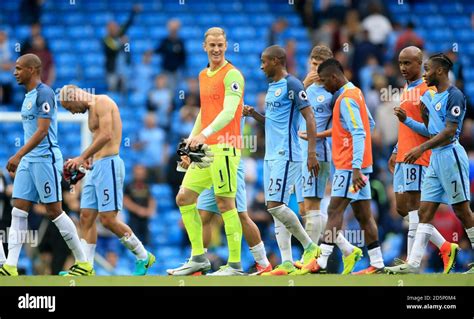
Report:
176,139,214,169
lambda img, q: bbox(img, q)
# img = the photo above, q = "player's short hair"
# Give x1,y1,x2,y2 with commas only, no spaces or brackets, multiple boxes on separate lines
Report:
317,58,344,75
204,27,226,41
310,45,333,61
264,45,287,66
20,53,42,74
429,53,453,72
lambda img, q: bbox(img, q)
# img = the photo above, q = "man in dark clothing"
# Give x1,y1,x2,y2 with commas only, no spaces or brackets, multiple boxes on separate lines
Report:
103,5,141,91
153,19,186,92
0,170,12,265
124,165,156,246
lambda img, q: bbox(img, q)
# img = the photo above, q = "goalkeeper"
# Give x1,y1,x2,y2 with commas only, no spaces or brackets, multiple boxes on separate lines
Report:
172,27,245,276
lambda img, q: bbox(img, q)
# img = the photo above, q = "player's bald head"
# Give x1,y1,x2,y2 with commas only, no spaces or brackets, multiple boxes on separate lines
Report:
263,45,286,66
18,53,42,74
59,84,92,113
399,46,423,64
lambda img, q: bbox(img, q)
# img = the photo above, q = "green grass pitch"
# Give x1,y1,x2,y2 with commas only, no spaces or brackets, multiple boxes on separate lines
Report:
0,274,472,286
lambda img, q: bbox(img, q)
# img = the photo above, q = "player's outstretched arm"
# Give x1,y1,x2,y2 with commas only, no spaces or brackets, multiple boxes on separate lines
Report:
298,128,331,141
301,106,319,176
404,121,458,164
6,118,50,173
395,106,430,137
243,105,265,124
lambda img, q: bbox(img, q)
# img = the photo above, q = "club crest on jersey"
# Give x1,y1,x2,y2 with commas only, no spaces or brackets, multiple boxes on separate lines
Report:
230,82,240,92
275,88,282,97
317,95,325,103
26,101,33,110
435,102,442,111
299,90,308,100
451,106,461,117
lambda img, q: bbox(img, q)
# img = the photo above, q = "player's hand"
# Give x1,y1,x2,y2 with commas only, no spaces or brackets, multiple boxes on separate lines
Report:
180,155,191,169
187,133,207,150
404,146,423,164
298,131,308,141
352,168,367,192
388,153,396,174
65,156,85,171
83,157,93,170
394,107,407,122
303,71,319,88
307,152,319,177
243,105,255,117
6,153,21,173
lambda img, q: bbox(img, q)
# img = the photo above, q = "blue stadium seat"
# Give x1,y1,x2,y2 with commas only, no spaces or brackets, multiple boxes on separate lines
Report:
242,2,268,12
49,39,73,52
90,13,113,26
438,3,463,14
231,27,256,39
84,65,105,79
64,13,85,25
42,26,65,39
221,14,249,26
140,13,168,26
412,3,438,14
195,14,222,26
180,27,202,39
76,39,101,52
216,1,243,12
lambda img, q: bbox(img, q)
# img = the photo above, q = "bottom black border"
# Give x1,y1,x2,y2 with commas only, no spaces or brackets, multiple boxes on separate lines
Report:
0,286,471,317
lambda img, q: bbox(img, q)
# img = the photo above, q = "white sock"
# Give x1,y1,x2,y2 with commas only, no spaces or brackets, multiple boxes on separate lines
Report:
407,210,418,257
336,232,355,257
408,223,433,267
249,242,270,267
6,207,28,267
466,227,474,249
316,243,334,269
269,205,312,249
0,242,5,265
53,212,87,263
430,228,446,249
80,239,96,265
303,210,326,244
273,216,293,263
407,210,446,251
367,242,385,268
120,233,148,260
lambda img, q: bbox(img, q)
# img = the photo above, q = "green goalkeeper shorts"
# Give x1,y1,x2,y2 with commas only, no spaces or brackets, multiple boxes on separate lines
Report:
181,145,241,198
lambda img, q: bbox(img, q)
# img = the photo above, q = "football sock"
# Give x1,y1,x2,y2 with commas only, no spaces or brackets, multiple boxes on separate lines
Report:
269,204,312,249
249,242,270,267
367,241,385,268
272,216,293,263
53,212,87,263
120,233,148,260
179,203,204,256
6,208,28,267
221,208,242,265
408,223,433,267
